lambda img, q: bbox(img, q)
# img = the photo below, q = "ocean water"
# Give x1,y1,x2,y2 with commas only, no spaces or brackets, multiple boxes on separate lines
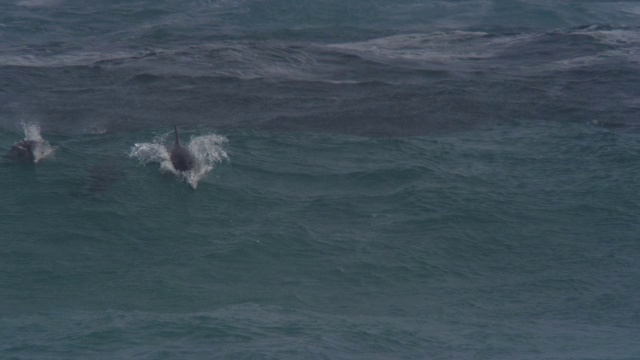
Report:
1,0,640,359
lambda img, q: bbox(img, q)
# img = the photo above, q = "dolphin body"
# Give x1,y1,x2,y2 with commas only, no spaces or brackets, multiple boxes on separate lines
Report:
6,139,39,163
170,125,195,172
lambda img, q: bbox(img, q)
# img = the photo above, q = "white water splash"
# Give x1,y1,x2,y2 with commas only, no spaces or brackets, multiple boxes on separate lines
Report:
19,121,55,163
129,131,228,189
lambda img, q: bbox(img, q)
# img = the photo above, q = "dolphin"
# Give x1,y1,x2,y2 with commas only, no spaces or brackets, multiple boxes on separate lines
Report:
170,125,195,172
6,139,39,163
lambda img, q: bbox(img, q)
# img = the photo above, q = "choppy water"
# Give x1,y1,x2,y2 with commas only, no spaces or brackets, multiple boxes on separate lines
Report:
1,1,640,359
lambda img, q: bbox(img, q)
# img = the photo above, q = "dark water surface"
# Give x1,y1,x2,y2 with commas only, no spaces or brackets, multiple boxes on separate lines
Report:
1,0,639,359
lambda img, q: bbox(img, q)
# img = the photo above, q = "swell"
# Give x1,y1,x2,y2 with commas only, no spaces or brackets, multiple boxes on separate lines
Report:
2,26,639,136
0,307,435,359
2,122,639,359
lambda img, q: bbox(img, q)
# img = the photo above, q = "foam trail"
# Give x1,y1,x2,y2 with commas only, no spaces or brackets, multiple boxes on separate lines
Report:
129,131,228,189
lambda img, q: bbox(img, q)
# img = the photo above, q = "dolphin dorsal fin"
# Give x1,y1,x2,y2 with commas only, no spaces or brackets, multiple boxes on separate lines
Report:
173,124,180,146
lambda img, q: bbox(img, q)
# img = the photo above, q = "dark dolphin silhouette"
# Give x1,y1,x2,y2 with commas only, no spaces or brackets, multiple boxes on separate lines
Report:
6,139,39,163
170,125,195,172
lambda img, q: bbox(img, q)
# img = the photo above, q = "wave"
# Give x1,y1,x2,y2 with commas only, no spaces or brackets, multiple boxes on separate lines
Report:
129,130,228,189
326,25,640,72
0,50,153,68
4,24,636,81
16,0,64,8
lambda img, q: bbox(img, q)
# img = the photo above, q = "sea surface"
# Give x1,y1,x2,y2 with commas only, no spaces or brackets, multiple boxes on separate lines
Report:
1,0,640,359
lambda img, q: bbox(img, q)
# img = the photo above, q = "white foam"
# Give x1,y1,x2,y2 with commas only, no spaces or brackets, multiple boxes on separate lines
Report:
19,121,55,163
129,142,170,166
129,131,228,189
326,32,536,65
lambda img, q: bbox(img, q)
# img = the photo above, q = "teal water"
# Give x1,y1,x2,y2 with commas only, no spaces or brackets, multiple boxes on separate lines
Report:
2,0,640,358
2,121,639,358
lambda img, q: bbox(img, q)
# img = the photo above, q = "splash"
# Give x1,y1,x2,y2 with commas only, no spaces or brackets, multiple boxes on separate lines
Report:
129,131,228,189
18,121,55,163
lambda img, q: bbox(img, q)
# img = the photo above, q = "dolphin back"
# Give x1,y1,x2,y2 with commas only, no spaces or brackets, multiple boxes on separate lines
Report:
169,125,195,171
6,140,36,163
174,124,180,146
